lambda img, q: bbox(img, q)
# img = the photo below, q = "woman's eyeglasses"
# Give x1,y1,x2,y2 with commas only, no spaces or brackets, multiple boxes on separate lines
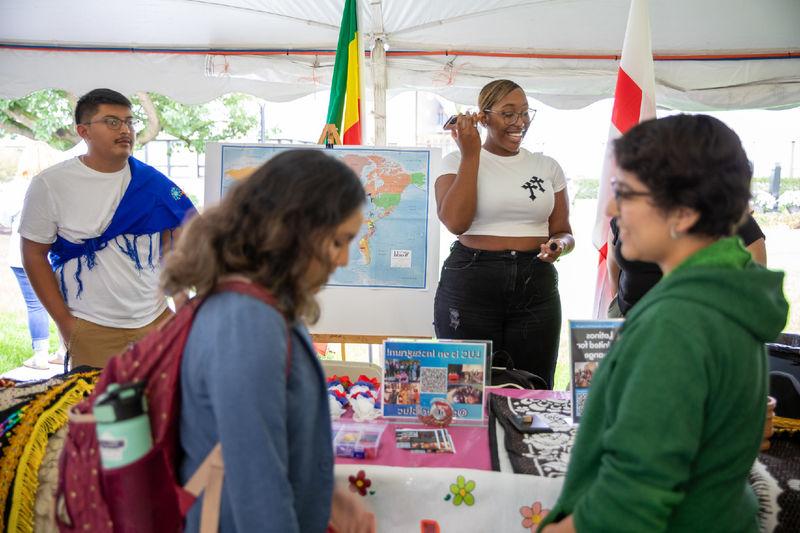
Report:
612,187,651,204
483,109,536,125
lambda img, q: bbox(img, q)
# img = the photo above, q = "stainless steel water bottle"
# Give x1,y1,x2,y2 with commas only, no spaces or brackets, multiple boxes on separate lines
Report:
93,382,153,469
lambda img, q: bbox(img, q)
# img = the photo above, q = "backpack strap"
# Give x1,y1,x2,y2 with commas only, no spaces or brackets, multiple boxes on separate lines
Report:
180,277,293,532
183,443,224,533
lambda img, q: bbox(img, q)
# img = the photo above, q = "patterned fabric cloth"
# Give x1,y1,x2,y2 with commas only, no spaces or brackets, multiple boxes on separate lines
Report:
752,433,800,533
490,393,800,532
32,425,67,533
488,393,576,477
0,369,99,533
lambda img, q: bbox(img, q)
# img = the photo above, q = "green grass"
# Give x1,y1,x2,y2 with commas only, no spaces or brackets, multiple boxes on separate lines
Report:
572,179,599,200
753,211,800,229
751,177,800,195
0,312,60,374
553,358,570,391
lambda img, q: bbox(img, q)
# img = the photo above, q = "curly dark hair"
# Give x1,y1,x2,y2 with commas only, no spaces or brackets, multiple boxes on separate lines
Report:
75,88,132,125
161,149,365,323
613,114,752,238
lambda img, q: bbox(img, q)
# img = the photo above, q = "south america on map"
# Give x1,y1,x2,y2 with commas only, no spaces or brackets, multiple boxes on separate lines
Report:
220,145,431,289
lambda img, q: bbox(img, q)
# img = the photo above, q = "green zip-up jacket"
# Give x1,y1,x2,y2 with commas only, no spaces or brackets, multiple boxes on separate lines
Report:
541,237,788,532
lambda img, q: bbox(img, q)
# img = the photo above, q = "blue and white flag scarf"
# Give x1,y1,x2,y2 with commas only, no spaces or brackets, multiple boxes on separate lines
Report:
49,156,196,300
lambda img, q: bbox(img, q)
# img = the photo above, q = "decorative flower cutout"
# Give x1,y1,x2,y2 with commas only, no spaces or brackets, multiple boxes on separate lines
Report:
520,501,549,531
348,470,372,496
449,475,476,506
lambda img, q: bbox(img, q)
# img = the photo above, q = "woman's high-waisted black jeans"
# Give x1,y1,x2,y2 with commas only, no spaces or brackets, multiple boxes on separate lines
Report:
433,241,561,388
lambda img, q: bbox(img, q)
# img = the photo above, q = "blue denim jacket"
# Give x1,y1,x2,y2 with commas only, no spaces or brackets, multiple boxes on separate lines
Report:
179,292,333,533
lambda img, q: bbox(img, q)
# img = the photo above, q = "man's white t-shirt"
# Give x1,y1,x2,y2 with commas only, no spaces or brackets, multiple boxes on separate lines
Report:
19,157,167,328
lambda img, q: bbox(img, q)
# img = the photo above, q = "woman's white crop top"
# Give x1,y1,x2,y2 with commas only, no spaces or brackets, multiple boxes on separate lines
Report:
439,148,567,237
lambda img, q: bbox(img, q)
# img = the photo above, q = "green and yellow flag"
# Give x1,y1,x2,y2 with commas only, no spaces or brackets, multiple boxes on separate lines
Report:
325,0,361,144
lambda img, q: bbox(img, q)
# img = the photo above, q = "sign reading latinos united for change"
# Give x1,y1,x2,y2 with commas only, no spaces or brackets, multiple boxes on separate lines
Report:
569,319,623,422
215,144,432,289
382,339,488,422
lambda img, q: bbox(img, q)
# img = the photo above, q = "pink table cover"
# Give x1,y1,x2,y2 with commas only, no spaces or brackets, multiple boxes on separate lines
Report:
336,389,569,470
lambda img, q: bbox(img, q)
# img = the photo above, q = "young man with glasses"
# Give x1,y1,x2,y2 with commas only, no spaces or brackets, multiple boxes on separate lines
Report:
19,88,196,369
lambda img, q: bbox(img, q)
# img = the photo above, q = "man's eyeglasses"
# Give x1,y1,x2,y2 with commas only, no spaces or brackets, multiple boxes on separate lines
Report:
483,109,536,125
82,117,140,131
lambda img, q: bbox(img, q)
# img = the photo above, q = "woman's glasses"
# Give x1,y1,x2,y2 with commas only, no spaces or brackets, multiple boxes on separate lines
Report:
612,186,651,204
483,109,536,125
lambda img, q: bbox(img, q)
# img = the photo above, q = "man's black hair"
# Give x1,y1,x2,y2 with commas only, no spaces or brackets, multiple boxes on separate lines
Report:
74,88,132,125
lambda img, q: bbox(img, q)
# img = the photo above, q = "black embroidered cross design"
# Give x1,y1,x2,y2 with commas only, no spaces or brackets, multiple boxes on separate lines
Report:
522,176,546,201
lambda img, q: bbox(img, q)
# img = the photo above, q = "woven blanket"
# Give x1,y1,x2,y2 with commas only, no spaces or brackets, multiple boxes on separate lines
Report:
488,393,576,477
490,393,800,532
0,369,99,533
752,433,800,533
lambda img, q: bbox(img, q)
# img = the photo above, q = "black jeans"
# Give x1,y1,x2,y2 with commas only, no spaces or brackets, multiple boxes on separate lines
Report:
433,241,561,388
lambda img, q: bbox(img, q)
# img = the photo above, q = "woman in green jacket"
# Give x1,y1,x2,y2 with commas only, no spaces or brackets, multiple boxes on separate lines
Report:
541,114,788,533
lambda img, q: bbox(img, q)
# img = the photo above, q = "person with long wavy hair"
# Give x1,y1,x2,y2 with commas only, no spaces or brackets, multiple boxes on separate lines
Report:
165,149,375,533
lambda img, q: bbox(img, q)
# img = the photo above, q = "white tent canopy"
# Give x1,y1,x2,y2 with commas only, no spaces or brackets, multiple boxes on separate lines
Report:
1,0,799,111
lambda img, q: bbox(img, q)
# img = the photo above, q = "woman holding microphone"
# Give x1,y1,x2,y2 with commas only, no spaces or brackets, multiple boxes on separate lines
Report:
434,79,574,388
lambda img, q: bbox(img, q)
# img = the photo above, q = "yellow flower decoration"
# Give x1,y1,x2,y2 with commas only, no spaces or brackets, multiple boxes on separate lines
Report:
449,475,476,506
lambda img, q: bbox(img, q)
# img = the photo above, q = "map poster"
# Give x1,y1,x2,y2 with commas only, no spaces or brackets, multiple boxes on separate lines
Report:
210,143,431,289
382,339,487,422
204,143,441,338
569,319,623,422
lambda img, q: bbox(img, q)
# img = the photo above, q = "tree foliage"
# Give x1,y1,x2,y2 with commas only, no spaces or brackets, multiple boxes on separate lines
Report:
133,93,259,153
0,90,260,153
0,90,78,150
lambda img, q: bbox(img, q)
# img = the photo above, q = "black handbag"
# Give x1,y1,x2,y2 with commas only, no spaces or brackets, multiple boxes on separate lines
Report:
490,351,548,390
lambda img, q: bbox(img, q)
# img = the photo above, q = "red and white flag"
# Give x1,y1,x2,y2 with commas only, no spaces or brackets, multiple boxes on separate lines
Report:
592,0,656,318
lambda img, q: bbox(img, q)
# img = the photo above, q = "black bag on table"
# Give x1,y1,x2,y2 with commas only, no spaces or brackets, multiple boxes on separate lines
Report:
767,332,800,418
490,351,547,390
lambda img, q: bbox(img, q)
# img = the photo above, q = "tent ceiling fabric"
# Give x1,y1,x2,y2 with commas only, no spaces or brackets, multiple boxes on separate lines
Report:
1,0,799,110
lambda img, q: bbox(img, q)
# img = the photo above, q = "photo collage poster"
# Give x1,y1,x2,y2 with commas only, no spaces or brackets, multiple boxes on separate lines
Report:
382,339,488,422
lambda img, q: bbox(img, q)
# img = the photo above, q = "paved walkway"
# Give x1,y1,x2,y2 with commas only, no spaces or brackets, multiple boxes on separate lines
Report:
2,360,63,381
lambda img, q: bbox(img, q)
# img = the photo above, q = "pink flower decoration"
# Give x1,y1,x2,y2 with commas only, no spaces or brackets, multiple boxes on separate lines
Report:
520,501,550,531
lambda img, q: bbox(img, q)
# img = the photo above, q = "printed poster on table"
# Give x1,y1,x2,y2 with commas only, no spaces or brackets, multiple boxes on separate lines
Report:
382,339,487,422
569,319,623,422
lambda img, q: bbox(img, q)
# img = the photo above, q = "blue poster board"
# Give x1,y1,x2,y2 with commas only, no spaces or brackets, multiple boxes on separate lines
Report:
569,319,623,422
382,339,487,422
